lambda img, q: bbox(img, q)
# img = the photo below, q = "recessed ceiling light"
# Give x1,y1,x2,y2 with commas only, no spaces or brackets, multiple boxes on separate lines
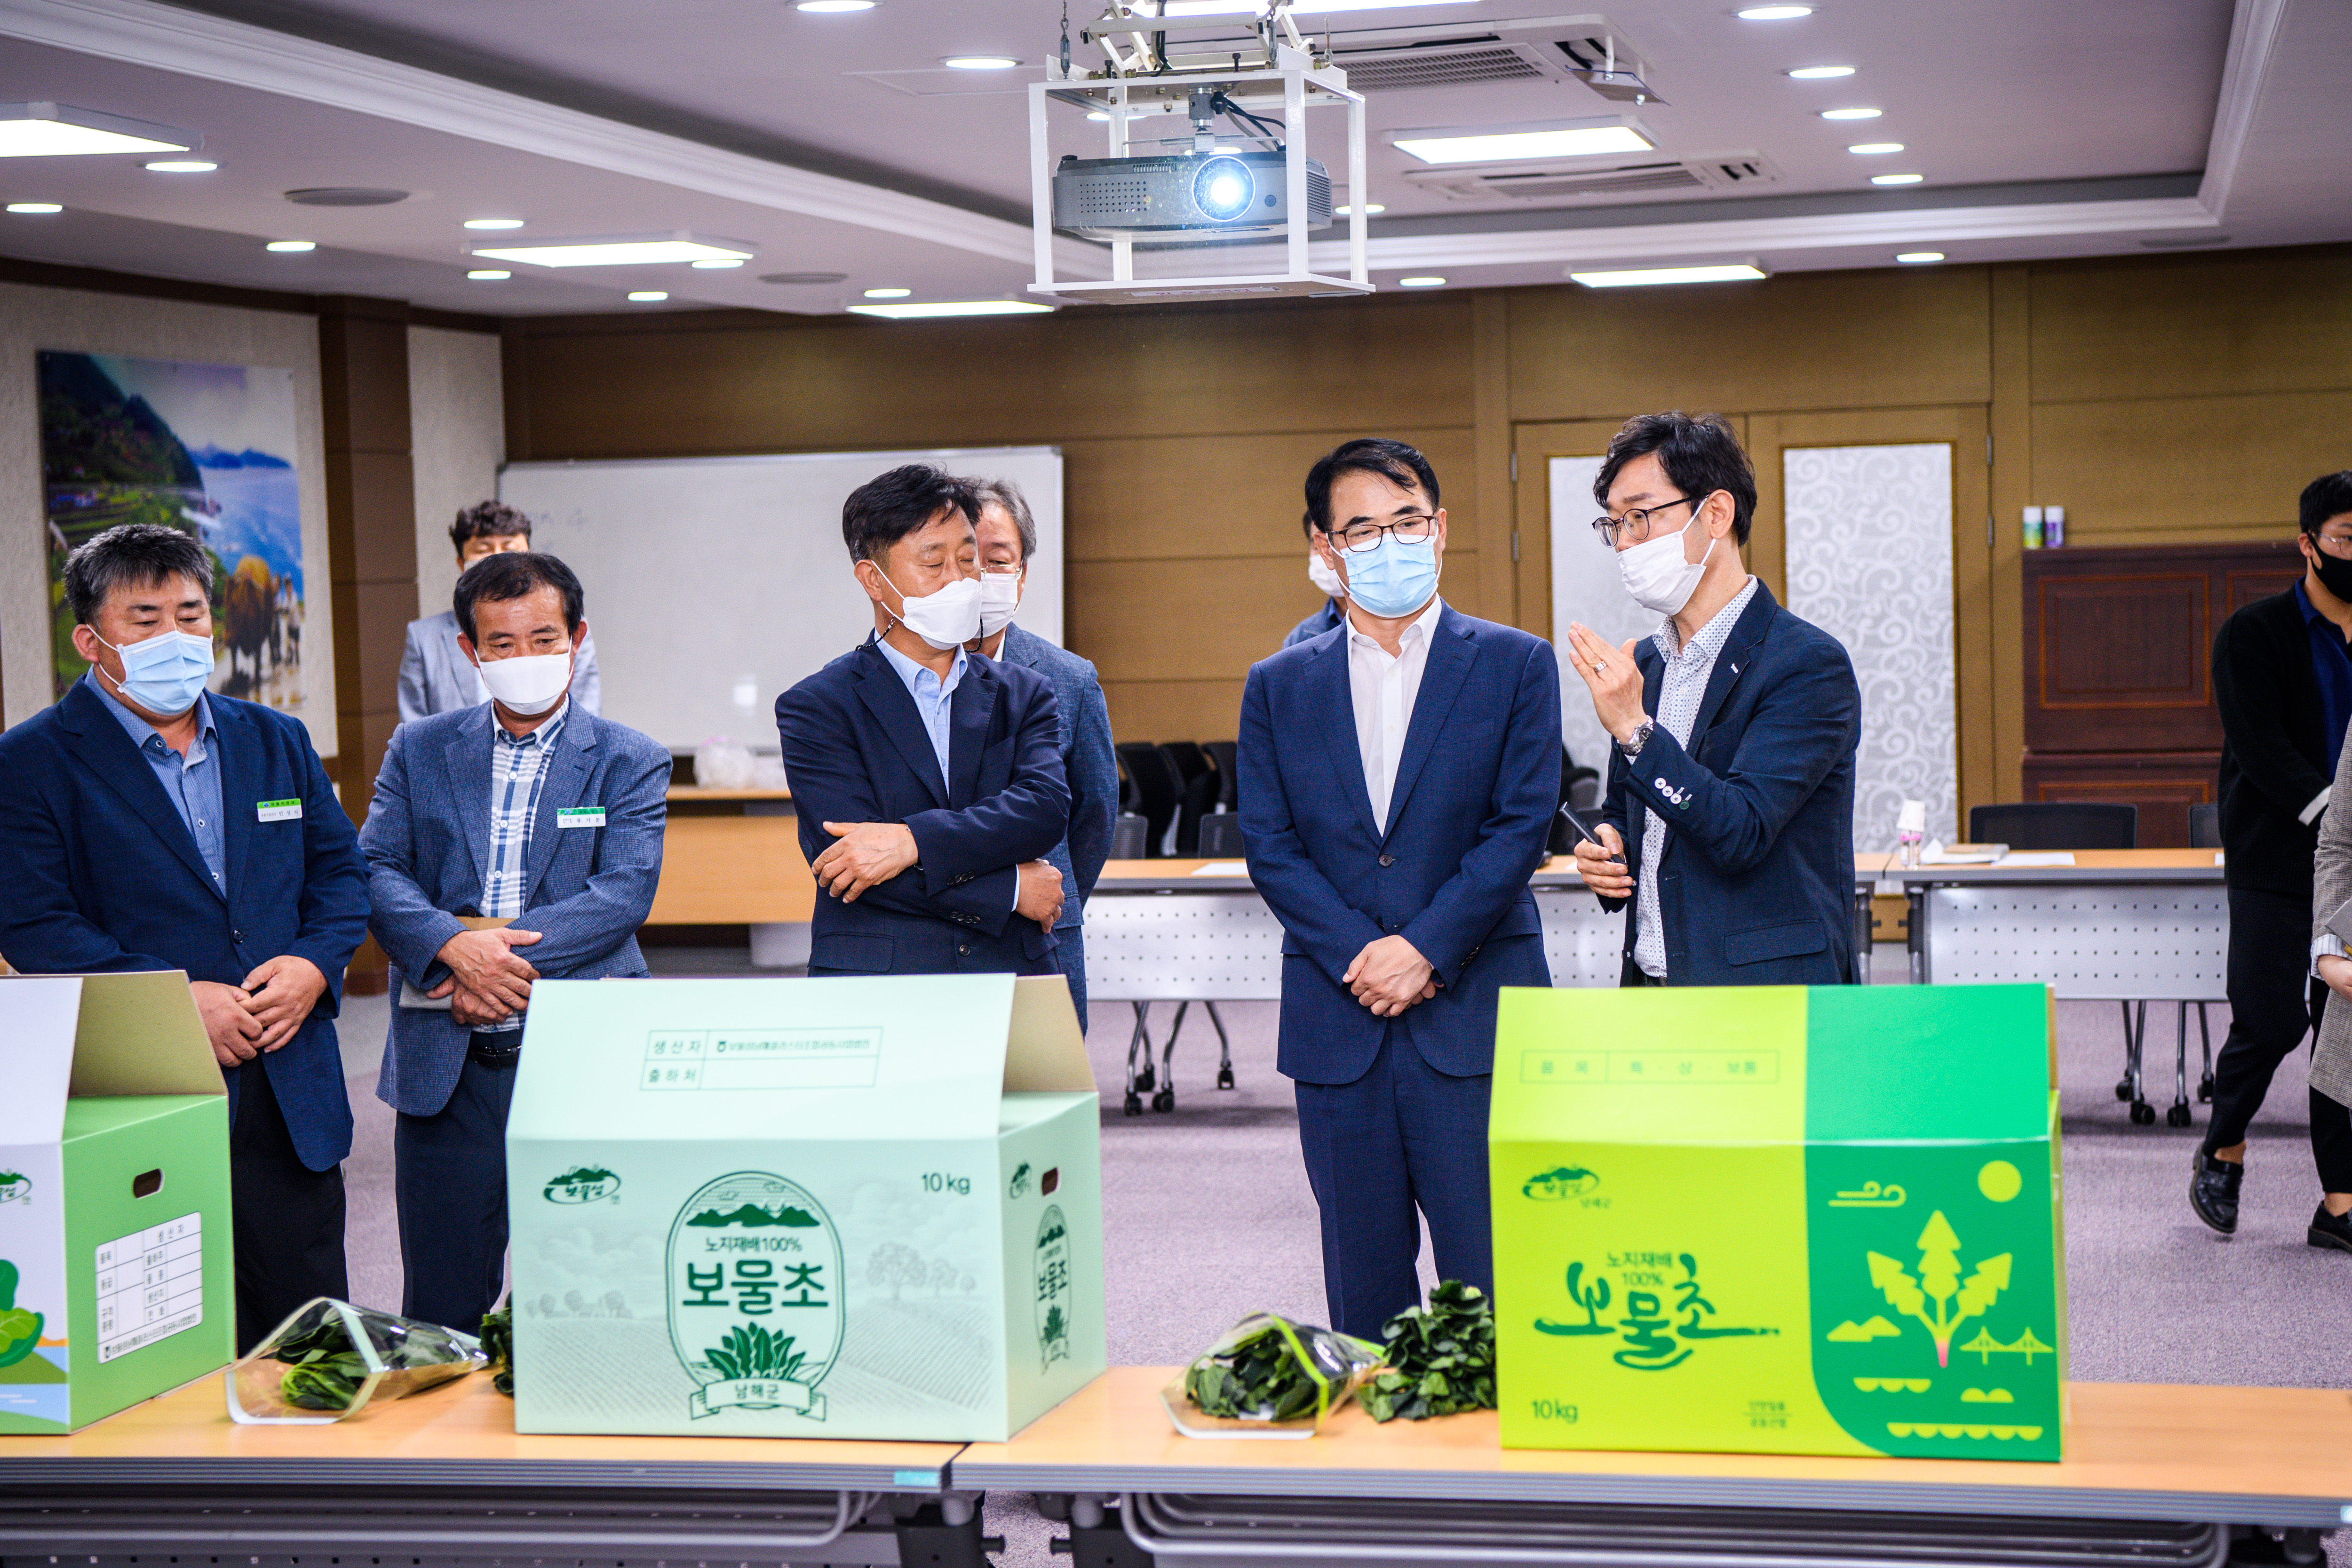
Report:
627,290,668,302
1820,107,1881,120
691,258,744,269
0,102,195,158
464,217,524,230
1391,119,1652,166
1847,142,1903,155
467,269,511,280
144,158,216,173
1570,263,1768,288
264,239,315,252
1335,203,1386,215
1871,172,1923,185
847,299,1054,319
286,186,407,207
6,201,62,214
795,0,876,9
863,287,913,298
1398,276,1447,287
1785,64,1853,78
942,56,1018,70
467,233,755,267
761,271,848,284
1736,5,1814,18
1894,252,1944,263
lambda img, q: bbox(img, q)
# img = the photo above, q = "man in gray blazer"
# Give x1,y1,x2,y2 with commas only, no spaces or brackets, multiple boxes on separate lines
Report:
965,477,1117,1031
362,551,667,1330
398,501,600,723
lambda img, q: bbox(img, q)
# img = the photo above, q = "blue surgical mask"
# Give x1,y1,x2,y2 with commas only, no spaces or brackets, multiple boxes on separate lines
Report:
96,629,214,716
1341,533,1440,619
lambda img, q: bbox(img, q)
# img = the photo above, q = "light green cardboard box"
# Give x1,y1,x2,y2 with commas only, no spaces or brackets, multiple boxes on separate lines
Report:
0,971,236,1433
1491,984,2064,1461
507,973,1105,1441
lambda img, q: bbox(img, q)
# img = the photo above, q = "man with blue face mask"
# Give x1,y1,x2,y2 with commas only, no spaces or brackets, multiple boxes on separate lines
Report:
0,523,369,1351
1237,438,1562,1340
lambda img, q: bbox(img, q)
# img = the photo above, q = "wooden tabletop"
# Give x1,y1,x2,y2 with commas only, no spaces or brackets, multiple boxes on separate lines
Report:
664,786,793,801
951,1368,2352,1526
1096,851,2225,890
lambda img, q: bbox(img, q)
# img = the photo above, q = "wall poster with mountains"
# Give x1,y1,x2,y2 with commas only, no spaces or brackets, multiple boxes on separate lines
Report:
38,350,306,709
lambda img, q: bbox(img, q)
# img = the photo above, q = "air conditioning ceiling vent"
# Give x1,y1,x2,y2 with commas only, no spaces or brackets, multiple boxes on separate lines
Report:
1406,151,1780,202
1325,13,1658,100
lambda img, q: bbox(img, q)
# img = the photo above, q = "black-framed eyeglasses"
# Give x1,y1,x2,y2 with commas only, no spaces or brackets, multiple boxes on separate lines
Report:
1331,513,1438,554
1592,493,1703,549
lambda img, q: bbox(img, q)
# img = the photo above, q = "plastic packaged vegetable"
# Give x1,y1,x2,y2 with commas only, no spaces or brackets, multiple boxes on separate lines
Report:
226,1298,486,1424
1162,1312,1382,1439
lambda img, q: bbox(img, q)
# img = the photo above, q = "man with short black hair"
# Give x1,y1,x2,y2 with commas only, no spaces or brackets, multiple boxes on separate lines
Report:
2193,470,2352,1243
778,464,1071,979
0,522,369,1349
1565,411,1861,986
363,550,668,1329
397,501,600,722
1283,509,1347,649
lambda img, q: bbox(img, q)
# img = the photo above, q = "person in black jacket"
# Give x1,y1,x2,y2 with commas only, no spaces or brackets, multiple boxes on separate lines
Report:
2192,470,2352,1237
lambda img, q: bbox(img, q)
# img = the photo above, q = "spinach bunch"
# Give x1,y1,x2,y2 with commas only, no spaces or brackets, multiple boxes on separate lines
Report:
1183,1313,1381,1425
480,1307,514,1397
267,1304,483,1413
1359,1280,1496,1423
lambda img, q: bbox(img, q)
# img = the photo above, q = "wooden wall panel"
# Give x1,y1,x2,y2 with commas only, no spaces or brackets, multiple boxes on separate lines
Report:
2029,391,2352,544
1100,678,1247,746
2028,247,2352,404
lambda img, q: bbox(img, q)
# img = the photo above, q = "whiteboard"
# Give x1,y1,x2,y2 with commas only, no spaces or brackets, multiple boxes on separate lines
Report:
499,447,1063,753
1548,454,1655,778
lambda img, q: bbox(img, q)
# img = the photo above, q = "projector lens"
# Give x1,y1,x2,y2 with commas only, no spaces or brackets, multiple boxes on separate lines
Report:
1194,157,1254,222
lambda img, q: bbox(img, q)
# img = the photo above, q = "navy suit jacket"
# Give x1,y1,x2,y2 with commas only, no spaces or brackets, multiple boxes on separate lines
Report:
1595,579,1861,985
777,638,1071,975
0,679,369,1170
361,703,671,1118
1239,604,1561,1084
997,624,1117,927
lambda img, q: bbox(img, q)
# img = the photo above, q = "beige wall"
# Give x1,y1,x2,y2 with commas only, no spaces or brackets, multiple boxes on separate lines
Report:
407,323,507,624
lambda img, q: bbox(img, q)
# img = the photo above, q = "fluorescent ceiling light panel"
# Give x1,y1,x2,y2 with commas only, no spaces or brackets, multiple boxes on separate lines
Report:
1847,143,1903,154
691,258,743,269
466,269,510,279
1571,263,1767,288
264,239,314,251
1398,276,1446,287
1391,120,1652,166
0,102,194,158
795,0,876,9
466,233,755,267
1871,172,1923,185
847,300,1053,319
1894,252,1944,263
1785,64,1853,78
627,290,668,302
463,217,524,230
145,159,215,172
863,287,912,298
1820,107,1881,120
942,56,1018,69
6,201,62,213
1736,5,1813,17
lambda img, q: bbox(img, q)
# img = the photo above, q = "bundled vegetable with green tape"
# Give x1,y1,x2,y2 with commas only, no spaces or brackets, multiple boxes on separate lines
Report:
1176,1312,1381,1433
1359,1280,1496,1423
227,1299,486,1423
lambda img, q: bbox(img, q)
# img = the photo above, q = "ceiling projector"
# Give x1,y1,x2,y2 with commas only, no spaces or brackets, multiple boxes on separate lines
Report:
1051,150,1332,242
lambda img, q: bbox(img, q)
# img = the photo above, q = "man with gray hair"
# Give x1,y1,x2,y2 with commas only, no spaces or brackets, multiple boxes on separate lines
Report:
963,477,1118,1030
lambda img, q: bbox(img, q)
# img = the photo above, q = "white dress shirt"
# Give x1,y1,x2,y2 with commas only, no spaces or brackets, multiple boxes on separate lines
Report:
1634,576,1759,979
1347,595,1446,832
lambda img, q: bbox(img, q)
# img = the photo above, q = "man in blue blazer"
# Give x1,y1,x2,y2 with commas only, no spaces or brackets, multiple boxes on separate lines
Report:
779,464,1070,979
0,525,369,1350
1566,412,1860,985
964,476,1117,1030
1240,439,1561,1340
362,551,668,1331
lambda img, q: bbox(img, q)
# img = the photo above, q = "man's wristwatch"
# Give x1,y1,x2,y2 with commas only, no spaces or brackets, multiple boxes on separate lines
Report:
1617,717,1655,761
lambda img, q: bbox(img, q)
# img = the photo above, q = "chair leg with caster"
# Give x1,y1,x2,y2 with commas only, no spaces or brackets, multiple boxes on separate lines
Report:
1206,1001,1236,1090
1123,1003,1152,1116
2124,1001,2156,1125
2168,1003,2195,1127
2197,1002,2215,1103
2114,1000,2136,1102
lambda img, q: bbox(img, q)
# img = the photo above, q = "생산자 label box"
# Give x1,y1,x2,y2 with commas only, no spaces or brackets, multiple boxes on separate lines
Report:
0,971,236,1433
1491,984,2064,1461
506,973,1105,1441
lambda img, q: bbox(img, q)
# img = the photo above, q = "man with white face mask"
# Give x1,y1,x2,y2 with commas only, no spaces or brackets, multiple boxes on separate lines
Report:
1282,510,1347,648
778,465,1071,981
1565,411,1860,987
0,523,369,1351
360,550,669,1330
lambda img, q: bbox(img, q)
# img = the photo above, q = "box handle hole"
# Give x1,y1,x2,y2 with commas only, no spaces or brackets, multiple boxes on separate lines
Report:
131,1169,163,1199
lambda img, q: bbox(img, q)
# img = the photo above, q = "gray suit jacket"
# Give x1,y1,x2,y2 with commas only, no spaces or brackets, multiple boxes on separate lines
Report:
996,624,1116,926
398,609,602,724
2312,733,2352,1106
361,701,669,1117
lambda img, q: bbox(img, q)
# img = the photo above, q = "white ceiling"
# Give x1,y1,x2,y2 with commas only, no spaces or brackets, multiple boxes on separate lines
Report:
0,0,2343,316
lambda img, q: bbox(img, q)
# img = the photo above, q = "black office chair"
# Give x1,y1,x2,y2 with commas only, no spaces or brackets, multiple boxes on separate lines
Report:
1196,813,1246,858
1203,740,1240,812
1109,813,1148,861
2187,802,2220,848
1548,745,1605,857
1121,810,1243,1111
1161,741,1221,856
1115,742,1184,857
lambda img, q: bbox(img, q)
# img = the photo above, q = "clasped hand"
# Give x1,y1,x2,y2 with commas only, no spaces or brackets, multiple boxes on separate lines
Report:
429,925,543,1028
190,953,329,1067
1345,933,1436,1018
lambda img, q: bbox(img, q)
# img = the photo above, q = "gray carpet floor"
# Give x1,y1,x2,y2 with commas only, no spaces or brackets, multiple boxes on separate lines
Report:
333,965,2352,1565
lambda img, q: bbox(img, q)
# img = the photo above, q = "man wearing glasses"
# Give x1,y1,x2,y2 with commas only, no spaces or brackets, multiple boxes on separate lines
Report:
1564,411,1860,987
1237,438,1560,1339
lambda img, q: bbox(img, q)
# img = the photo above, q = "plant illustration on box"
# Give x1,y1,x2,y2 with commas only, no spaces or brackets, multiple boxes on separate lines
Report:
0,1261,43,1370
1865,1212,2009,1369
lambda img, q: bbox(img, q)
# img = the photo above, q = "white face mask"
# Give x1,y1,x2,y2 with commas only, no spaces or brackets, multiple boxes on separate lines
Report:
978,570,1023,638
1615,510,1718,617
475,647,573,716
1306,550,1346,599
879,570,983,651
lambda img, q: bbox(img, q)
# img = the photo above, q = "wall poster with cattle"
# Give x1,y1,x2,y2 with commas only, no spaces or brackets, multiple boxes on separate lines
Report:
39,350,307,710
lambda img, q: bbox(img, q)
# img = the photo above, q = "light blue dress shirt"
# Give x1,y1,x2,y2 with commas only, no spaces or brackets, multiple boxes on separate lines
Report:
874,636,966,781
89,676,227,894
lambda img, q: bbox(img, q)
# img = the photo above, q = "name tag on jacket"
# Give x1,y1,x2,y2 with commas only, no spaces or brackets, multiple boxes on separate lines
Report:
256,798,302,822
557,807,606,829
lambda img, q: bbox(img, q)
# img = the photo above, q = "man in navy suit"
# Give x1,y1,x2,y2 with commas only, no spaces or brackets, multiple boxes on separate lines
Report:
362,551,668,1331
1239,439,1561,1340
1566,412,1860,985
777,464,1071,978
0,524,369,1350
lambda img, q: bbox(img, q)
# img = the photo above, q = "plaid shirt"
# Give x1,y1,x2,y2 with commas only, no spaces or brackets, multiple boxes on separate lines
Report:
1634,577,1757,979
477,704,567,1032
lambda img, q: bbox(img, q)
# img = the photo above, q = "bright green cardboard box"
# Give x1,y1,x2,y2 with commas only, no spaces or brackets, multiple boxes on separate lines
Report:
507,973,1104,1441
1491,984,2064,1461
0,972,236,1434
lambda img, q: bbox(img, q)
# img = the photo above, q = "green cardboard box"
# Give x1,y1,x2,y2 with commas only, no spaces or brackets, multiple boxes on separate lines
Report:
0,971,236,1433
1491,984,2064,1461
506,973,1105,1441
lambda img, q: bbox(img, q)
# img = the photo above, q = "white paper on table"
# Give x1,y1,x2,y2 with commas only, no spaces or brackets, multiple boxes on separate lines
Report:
1997,851,2078,867
1191,860,1251,876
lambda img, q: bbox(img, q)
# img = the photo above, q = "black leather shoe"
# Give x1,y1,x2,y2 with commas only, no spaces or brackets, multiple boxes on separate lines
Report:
2189,1152,2242,1234
2307,1204,2352,1255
